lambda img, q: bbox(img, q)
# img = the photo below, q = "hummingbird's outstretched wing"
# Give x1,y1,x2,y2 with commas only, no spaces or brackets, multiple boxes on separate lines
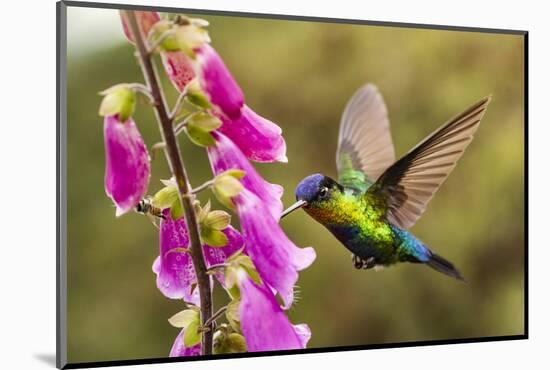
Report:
336,84,395,192
366,95,492,230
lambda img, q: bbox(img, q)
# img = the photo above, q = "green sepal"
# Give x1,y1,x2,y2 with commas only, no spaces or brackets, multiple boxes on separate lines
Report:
225,299,241,333
149,20,179,51
188,112,222,132
170,198,184,220
174,24,210,58
152,185,178,209
203,210,231,230
225,251,262,286
183,321,202,347
168,308,199,328
226,284,240,300
186,79,212,109
235,255,261,285
212,174,244,209
98,84,136,122
200,227,228,247
219,169,246,180
185,124,215,147
226,333,247,353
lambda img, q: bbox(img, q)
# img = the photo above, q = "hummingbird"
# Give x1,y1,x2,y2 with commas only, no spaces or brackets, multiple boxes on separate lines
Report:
281,84,491,280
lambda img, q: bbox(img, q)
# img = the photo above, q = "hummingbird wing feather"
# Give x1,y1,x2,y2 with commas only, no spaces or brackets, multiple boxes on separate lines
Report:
337,84,395,192
367,95,492,229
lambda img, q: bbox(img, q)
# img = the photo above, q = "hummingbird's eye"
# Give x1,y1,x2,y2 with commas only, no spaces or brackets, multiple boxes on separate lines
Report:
318,187,329,199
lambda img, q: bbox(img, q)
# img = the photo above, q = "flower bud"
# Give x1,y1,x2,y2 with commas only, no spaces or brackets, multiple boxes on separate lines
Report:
99,84,136,122
174,24,211,58
149,20,179,51
212,170,245,209
103,115,150,216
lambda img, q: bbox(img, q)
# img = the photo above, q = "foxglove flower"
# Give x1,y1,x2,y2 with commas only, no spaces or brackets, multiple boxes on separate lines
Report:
216,105,287,163
207,132,283,220
161,51,196,93
170,329,201,357
195,44,244,119
120,12,197,93
120,11,160,43
235,189,315,309
238,271,311,351
103,115,150,217
152,209,244,303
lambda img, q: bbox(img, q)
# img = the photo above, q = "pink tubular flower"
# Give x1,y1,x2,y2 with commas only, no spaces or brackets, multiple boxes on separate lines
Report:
170,329,201,357
119,11,160,43
161,51,196,93
235,189,316,309
195,44,244,119
152,209,244,303
238,272,311,351
216,105,287,163
103,115,150,217
207,132,283,220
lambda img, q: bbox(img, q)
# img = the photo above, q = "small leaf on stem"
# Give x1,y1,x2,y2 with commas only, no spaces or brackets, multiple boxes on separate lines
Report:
185,124,215,147
168,308,199,328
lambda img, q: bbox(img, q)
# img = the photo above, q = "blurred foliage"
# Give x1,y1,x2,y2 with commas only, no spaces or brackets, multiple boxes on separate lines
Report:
66,9,524,364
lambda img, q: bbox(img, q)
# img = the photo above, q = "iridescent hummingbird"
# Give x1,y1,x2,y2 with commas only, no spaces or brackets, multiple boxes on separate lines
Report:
281,84,491,280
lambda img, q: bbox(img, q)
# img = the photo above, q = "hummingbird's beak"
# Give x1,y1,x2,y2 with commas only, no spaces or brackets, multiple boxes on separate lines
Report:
280,199,308,219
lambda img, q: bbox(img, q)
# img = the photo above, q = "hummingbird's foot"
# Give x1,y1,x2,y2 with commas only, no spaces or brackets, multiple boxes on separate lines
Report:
352,254,363,269
363,257,376,269
351,254,377,270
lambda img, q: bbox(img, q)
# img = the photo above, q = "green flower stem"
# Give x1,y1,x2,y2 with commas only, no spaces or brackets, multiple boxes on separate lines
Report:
170,89,189,120
191,179,214,194
173,115,192,136
127,83,155,103
124,10,214,355
201,306,228,331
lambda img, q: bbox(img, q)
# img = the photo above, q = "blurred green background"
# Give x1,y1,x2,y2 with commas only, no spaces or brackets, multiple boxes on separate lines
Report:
66,7,525,364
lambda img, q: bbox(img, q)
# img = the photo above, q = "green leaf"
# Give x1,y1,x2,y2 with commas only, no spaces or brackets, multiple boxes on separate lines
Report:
188,112,222,132
203,210,231,230
185,124,215,147
201,227,228,247
168,309,199,328
98,84,136,122
183,321,202,347
225,299,241,333
170,198,184,220
152,186,178,209
234,255,262,285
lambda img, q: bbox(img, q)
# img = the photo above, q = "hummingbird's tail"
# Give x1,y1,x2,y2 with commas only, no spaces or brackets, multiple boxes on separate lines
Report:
426,253,465,281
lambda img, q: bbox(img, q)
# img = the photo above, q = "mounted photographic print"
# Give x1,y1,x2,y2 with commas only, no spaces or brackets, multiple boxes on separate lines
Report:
57,1,527,368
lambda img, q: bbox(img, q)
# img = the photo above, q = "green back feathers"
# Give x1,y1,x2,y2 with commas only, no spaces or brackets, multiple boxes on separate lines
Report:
335,83,491,230
336,84,395,192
